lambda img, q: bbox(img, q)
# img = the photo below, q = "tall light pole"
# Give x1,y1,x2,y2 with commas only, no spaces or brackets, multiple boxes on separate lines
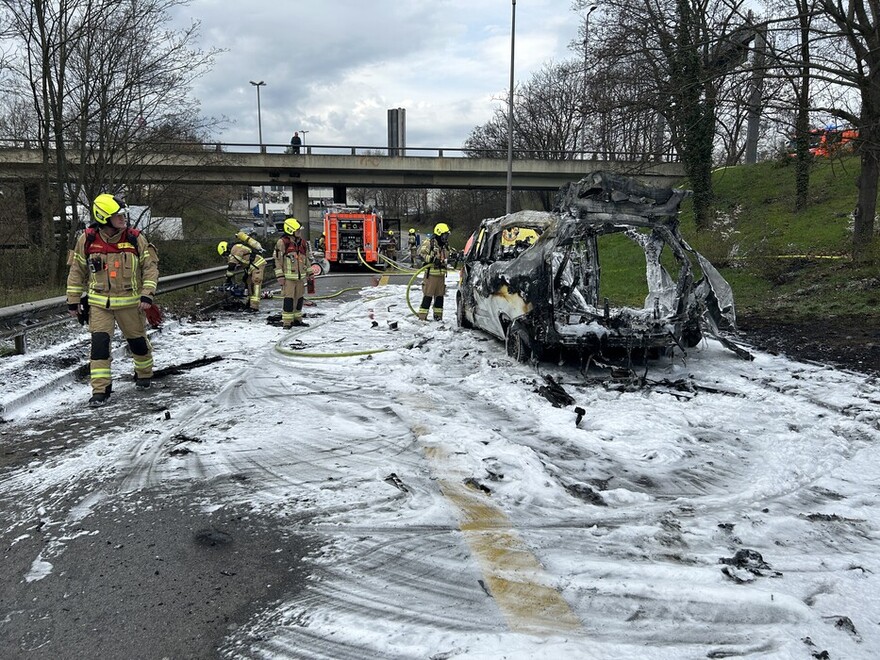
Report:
250,80,267,233
299,129,309,148
249,80,265,147
505,0,516,215
581,4,597,159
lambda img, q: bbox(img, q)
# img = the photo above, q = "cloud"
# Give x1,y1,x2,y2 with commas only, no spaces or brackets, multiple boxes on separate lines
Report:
176,0,579,148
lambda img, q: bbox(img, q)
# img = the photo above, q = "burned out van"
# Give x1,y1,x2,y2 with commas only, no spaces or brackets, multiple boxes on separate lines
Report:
456,171,742,363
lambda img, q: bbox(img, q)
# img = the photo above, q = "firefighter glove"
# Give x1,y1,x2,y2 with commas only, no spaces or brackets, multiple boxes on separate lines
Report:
140,296,152,305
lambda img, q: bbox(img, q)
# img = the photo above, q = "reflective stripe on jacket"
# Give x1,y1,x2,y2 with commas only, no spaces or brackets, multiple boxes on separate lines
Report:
66,226,159,308
274,236,312,280
226,243,266,276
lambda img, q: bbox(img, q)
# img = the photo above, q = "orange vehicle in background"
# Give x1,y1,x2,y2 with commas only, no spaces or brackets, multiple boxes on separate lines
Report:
323,208,380,266
322,208,401,268
788,126,858,158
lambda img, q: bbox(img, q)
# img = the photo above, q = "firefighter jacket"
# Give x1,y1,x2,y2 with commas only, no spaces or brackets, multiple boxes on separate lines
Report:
66,225,159,309
419,238,448,277
274,235,313,280
226,243,266,280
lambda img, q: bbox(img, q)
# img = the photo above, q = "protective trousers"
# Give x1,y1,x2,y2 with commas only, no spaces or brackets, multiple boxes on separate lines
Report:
247,265,265,310
88,305,153,394
418,273,447,321
281,278,306,328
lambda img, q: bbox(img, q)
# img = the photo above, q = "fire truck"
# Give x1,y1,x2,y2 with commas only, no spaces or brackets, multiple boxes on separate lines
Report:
787,126,858,158
322,207,401,268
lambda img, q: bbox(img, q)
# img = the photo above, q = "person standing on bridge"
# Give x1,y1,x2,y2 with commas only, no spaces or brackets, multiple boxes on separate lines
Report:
66,194,159,407
417,222,450,321
275,217,314,328
290,131,302,154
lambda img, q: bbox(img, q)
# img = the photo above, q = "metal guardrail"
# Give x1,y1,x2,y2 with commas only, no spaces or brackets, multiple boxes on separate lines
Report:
0,262,272,354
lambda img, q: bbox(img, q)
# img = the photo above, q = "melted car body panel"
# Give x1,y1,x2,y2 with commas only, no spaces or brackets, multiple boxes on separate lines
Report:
457,171,741,361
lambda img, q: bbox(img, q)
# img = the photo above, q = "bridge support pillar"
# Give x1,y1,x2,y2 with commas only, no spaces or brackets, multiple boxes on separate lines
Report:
291,183,310,243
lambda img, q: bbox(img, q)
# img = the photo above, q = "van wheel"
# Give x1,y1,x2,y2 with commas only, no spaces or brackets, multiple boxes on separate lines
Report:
457,294,472,329
506,323,532,363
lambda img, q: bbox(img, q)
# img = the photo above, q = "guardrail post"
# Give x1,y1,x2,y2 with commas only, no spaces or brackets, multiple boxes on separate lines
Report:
14,331,27,355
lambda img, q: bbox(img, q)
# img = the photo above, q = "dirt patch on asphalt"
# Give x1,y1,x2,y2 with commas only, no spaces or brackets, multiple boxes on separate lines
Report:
737,314,880,377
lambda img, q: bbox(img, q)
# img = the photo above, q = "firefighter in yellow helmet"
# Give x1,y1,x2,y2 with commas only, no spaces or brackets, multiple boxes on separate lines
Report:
417,222,450,321
66,193,159,406
384,229,398,260
407,227,419,265
218,231,267,312
274,218,314,328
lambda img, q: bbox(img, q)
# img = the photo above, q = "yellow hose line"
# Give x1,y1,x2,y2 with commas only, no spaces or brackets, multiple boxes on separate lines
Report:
305,286,361,301
377,252,419,274
405,264,432,317
273,290,422,358
275,345,392,358
356,249,388,274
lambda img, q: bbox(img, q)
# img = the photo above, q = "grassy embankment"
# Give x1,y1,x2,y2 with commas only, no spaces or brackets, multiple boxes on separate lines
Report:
597,156,879,325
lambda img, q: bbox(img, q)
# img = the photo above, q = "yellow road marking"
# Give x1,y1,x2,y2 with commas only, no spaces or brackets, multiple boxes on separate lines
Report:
424,445,582,635
378,274,390,285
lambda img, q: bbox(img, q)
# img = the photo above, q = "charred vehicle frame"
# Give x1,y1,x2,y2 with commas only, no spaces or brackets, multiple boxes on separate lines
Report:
456,171,743,364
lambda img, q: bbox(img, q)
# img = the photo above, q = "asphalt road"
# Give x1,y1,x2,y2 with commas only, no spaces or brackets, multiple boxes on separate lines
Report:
0,271,414,659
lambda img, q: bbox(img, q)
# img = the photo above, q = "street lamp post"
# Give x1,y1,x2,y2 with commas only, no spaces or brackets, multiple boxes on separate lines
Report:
505,0,516,215
299,129,309,147
250,80,267,235
581,4,597,159
249,80,266,149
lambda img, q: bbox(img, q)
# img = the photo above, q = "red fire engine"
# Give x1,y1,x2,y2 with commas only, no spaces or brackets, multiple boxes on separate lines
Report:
322,207,400,268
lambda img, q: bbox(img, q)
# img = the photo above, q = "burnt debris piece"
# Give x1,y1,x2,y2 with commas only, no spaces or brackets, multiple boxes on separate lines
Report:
457,170,747,365
719,548,782,582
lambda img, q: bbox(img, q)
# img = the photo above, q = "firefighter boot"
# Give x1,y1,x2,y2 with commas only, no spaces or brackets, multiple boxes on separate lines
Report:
89,384,113,407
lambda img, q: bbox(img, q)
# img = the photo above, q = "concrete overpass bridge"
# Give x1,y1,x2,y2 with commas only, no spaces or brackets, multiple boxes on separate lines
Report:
0,142,686,224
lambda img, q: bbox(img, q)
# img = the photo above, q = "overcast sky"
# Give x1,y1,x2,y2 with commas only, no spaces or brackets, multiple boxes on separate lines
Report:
171,0,583,150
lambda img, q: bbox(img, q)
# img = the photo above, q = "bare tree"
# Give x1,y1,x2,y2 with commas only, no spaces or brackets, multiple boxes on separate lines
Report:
811,0,879,261
1,0,221,281
577,0,759,229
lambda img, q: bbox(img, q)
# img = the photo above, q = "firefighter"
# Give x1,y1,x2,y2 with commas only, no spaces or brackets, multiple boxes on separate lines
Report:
385,230,398,260
417,222,450,321
66,193,159,407
218,236,266,312
317,232,326,252
407,228,419,265
275,217,314,328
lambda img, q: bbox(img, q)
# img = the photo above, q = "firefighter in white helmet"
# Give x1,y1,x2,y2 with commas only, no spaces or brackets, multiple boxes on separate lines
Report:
417,222,450,321
274,217,314,328
66,193,159,406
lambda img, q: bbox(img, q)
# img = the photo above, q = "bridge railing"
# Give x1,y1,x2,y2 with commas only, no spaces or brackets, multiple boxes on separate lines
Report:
0,138,679,163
